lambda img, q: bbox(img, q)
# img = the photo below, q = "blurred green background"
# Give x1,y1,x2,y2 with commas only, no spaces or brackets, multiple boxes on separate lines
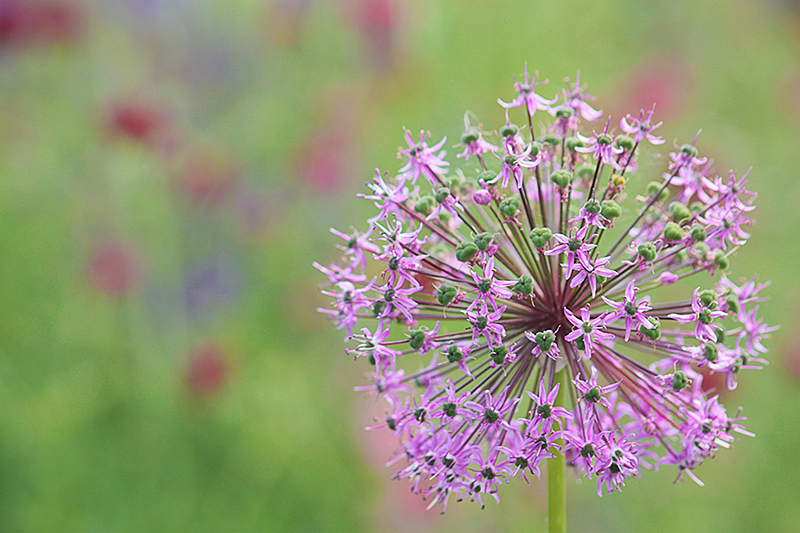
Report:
0,0,799,531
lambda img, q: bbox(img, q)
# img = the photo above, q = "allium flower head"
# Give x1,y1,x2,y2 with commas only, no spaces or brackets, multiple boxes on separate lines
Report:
317,68,773,511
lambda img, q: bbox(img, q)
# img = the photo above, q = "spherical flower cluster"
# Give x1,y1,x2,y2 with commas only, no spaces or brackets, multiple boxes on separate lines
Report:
316,68,773,512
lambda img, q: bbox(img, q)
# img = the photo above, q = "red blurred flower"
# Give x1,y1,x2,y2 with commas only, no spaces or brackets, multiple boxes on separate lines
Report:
0,0,83,48
185,342,230,397
348,0,404,72
105,99,174,149
86,237,143,297
611,55,694,121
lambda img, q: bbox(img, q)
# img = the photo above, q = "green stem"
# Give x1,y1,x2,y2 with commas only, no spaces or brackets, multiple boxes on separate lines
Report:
548,368,567,533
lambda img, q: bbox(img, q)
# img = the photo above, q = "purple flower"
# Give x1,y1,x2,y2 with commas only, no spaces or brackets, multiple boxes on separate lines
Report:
318,69,772,511
457,113,497,161
569,255,617,299
465,387,520,433
330,225,381,273
562,71,602,121
525,379,573,433
397,128,450,185
603,280,654,341
576,117,624,169
620,106,664,145
492,143,536,189
525,329,562,360
357,168,409,222
466,257,515,313
545,226,595,279
496,426,548,483
564,307,614,359
497,64,556,117
574,367,620,409
466,305,507,348
668,288,727,343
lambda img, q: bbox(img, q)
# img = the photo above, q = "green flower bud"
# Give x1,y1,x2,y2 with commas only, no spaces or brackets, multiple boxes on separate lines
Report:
580,444,595,458
477,169,496,183
714,326,726,344
529,141,542,158
612,174,626,188
435,187,451,204
447,175,465,190
601,200,622,220
584,387,602,403
512,275,533,296
443,402,457,417
455,242,478,262
714,251,729,270
698,308,713,325
584,199,601,215
490,345,509,365
529,227,553,248
535,330,556,352
693,242,711,255
408,329,426,350
732,355,748,374
704,343,719,363
446,344,463,363
637,242,657,262
555,108,573,119
472,316,488,329
671,370,689,391
543,134,559,146
726,296,739,315
461,128,479,145
690,226,707,242
499,197,520,218
500,123,519,137
615,135,635,151
663,221,686,243
565,136,583,151
436,284,457,306
414,195,435,214
680,144,699,158
372,300,387,316
699,290,717,307
484,409,499,424
669,202,692,223
473,232,493,251
477,278,492,293
597,133,613,145
639,317,661,341
647,181,669,201
551,170,572,189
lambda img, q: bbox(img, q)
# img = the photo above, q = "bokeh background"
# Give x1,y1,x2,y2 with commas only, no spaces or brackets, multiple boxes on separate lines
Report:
1,0,799,531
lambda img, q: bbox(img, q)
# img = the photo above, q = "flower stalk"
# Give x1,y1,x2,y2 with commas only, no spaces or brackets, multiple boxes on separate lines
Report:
548,367,568,533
